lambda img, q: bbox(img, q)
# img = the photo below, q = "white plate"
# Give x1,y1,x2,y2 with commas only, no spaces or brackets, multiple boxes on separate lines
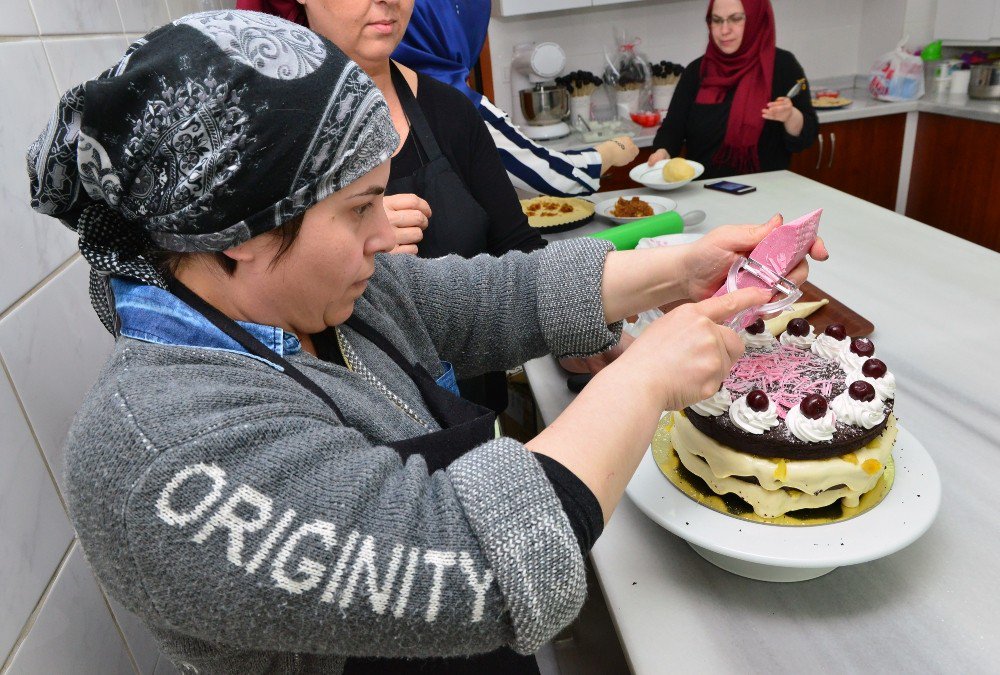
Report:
625,423,940,582
595,195,677,224
629,159,705,191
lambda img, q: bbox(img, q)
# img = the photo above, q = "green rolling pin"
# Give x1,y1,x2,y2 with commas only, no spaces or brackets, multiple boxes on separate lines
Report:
588,210,700,250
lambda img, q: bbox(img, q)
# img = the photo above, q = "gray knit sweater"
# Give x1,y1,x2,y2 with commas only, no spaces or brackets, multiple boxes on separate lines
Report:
65,239,621,674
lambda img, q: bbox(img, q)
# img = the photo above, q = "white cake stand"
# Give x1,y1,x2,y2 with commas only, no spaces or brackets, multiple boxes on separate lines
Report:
624,424,940,582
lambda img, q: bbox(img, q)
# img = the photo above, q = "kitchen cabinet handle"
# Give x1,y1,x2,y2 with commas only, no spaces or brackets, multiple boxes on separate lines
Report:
815,133,824,170
828,132,836,169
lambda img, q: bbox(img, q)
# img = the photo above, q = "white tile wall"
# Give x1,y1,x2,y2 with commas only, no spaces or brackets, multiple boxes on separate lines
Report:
0,256,113,490
43,35,129,91
5,544,135,674
486,0,918,114
116,0,171,33
30,0,124,35
0,369,75,660
0,40,79,314
858,0,908,74
906,0,938,25
165,0,219,21
903,0,939,51
0,2,188,672
0,0,39,36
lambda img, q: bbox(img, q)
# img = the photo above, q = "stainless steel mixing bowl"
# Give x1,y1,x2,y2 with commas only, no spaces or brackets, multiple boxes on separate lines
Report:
519,84,570,126
969,63,1000,100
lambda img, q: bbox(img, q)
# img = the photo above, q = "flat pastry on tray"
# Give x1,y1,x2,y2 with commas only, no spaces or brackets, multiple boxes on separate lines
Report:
520,196,595,230
811,96,852,108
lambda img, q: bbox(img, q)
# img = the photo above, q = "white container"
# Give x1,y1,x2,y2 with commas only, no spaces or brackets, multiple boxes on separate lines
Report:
950,68,971,97
569,94,592,129
653,84,676,112
615,87,641,117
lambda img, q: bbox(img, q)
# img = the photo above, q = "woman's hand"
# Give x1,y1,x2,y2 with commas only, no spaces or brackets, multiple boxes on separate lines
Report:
762,97,804,136
646,148,670,166
621,287,767,411
680,213,829,301
596,136,640,173
559,331,635,374
383,193,431,255
529,286,769,521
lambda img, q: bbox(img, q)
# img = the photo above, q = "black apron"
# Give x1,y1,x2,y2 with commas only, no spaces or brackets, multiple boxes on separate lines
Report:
385,62,509,415
166,280,538,674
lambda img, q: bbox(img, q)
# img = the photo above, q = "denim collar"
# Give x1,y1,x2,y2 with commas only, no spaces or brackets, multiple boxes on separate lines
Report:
111,277,299,371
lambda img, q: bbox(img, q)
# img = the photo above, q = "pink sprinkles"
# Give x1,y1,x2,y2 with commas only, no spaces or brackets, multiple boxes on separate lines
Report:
725,344,842,419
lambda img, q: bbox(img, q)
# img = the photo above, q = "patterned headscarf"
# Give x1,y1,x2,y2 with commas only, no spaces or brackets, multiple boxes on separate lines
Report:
26,10,398,333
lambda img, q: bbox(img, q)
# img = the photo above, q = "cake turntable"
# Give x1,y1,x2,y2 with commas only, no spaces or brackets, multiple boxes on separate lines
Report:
626,416,940,582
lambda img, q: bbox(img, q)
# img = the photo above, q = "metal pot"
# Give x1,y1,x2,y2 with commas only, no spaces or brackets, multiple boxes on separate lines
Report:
519,84,570,126
968,63,1000,100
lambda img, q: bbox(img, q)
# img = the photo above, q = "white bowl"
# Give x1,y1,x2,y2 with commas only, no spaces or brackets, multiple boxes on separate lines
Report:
594,195,677,224
630,159,705,191
625,422,940,582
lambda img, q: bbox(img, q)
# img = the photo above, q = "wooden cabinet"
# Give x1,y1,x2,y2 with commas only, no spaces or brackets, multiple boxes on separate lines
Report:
906,113,1000,252
789,114,906,210
598,146,654,192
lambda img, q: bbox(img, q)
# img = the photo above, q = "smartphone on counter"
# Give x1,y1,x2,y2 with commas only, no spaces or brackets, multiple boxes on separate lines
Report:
704,180,756,195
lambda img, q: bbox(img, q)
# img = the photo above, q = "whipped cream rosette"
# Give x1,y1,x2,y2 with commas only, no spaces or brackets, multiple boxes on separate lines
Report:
779,318,816,349
689,387,732,417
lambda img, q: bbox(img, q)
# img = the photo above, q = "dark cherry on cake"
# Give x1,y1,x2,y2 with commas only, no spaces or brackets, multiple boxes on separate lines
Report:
849,381,877,402
862,358,887,379
786,318,810,337
746,390,769,412
799,393,828,419
824,323,847,340
745,318,766,335
850,337,875,357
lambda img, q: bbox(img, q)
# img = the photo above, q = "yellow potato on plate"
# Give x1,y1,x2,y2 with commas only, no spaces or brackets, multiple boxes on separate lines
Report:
662,157,695,183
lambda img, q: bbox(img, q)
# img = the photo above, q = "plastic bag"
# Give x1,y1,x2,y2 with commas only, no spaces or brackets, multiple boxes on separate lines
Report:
611,30,653,117
868,39,924,101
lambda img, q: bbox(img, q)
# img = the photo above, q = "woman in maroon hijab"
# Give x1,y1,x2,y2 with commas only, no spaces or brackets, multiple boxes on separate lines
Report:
648,0,817,178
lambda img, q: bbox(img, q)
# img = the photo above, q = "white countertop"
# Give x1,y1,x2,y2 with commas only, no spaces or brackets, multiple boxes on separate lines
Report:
523,171,1000,673
538,86,1000,152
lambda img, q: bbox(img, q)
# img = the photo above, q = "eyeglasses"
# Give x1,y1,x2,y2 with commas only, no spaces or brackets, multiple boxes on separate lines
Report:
709,13,746,28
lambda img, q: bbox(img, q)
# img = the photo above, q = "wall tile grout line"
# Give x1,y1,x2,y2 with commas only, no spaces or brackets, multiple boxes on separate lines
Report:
100,587,143,675
111,0,128,37
0,252,80,323
0,538,76,673
0,350,71,517
0,32,128,42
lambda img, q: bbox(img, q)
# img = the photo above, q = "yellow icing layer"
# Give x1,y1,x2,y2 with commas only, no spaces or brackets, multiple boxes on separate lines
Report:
669,412,898,518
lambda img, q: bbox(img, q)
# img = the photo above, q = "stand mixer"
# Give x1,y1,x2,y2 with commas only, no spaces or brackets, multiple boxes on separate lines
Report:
511,42,571,140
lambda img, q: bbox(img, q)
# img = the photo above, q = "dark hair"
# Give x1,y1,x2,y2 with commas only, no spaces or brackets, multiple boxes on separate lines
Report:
155,213,304,277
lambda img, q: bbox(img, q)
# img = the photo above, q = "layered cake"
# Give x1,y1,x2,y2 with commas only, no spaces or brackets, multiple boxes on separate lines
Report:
672,318,898,518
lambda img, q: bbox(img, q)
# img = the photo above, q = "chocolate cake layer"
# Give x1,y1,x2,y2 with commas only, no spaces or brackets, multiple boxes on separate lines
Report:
684,402,893,460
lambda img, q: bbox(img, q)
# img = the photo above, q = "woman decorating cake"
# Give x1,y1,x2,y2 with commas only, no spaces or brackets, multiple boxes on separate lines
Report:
27,12,826,674
647,0,818,178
